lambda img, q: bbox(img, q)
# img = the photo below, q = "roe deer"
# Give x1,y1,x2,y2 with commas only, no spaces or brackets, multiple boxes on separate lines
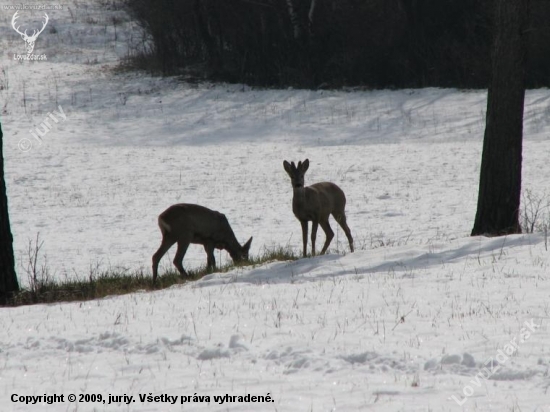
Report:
283,159,354,257
152,204,252,282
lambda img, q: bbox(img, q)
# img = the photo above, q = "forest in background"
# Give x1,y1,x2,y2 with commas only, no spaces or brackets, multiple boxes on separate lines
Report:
125,0,550,89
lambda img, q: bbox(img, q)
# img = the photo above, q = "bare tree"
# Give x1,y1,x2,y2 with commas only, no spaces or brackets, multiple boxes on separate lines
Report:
471,0,530,236
0,122,19,304
286,0,302,39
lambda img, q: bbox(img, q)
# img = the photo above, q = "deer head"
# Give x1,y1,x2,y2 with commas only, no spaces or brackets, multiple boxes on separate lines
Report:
283,159,309,189
227,236,253,263
12,11,49,55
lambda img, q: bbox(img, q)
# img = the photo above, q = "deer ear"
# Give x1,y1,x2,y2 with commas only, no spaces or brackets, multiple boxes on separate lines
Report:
301,159,309,172
243,237,253,252
283,160,292,174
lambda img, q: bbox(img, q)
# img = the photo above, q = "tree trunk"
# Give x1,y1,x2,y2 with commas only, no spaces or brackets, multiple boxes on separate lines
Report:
286,0,302,40
0,122,19,305
471,0,529,236
308,0,317,35
193,0,222,73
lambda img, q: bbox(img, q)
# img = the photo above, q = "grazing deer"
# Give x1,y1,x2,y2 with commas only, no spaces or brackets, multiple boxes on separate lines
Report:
283,159,354,257
152,204,252,283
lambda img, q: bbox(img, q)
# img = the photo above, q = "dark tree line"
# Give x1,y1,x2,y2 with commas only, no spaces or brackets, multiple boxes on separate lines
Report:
126,0,550,89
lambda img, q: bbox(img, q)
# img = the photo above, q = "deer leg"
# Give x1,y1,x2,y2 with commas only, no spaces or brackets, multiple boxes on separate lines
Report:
204,243,216,273
334,213,354,253
311,220,319,256
173,240,190,278
300,220,308,257
319,219,334,255
152,236,176,283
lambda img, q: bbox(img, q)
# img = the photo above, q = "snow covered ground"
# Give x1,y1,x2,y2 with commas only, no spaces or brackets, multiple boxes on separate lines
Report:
1,1,550,411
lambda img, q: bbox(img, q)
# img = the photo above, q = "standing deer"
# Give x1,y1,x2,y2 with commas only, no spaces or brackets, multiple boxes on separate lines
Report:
283,159,354,257
152,204,252,283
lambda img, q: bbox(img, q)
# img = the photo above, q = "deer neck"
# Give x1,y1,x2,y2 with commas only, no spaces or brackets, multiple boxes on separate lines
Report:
292,186,309,216
221,229,241,257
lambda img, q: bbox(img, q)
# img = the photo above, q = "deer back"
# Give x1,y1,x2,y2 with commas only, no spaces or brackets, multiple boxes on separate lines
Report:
293,182,346,221
310,182,347,214
159,204,239,249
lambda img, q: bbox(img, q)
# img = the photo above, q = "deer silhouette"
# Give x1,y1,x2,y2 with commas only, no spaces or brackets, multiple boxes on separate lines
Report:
152,204,252,283
283,159,354,257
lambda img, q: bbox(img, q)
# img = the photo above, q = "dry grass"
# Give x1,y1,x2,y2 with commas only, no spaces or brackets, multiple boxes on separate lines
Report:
8,246,298,306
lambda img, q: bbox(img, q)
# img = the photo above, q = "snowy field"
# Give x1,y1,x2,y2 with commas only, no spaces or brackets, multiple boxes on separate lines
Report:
1,1,550,411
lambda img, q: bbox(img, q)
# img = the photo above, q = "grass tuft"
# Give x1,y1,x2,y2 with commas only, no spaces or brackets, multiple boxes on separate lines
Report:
8,246,299,307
